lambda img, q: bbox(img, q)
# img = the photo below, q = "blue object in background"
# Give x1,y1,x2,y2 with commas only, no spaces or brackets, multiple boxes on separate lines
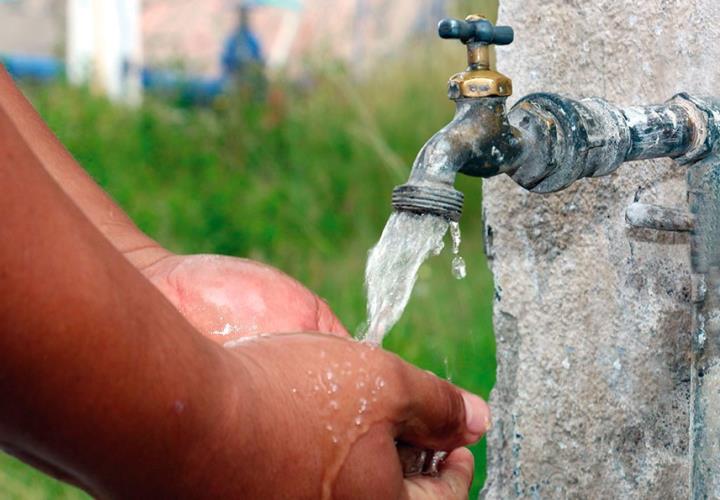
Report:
143,4,266,104
142,8,264,105
1,54,62,81
141,68,226,105
221,23,262,76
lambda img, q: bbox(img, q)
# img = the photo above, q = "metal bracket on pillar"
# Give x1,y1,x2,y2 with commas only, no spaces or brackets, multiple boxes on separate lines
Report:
625,202,695,233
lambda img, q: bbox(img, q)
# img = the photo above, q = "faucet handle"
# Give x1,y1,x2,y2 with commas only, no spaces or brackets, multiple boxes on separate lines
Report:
438,16,514,46
441,15,514,99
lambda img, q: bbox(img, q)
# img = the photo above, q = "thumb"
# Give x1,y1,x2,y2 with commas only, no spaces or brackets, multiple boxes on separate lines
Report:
395,367,490,450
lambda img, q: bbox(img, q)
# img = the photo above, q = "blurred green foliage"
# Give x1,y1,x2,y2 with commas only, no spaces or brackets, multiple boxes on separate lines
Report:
0,1,499,497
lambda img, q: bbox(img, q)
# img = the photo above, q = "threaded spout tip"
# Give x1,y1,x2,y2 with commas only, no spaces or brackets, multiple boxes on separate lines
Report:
392,184,464,222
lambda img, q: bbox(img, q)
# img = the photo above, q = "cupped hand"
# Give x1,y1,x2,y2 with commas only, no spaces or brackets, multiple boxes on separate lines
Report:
139,252,349,343
196,333,490,499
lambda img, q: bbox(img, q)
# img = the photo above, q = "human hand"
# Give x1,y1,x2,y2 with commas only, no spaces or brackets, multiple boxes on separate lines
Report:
403,447,477,499
197,333,490,499
138,252,349,343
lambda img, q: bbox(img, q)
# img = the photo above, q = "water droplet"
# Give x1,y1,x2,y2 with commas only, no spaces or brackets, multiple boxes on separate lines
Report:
331,435,339,444
450,221,461,253
329,400,339,410
375,377,385,389
448,221,467,279
326,371,334,381
452,256,467,280
359,398,368,414
291,388,298,394
354,416,363,426
326,424,333,432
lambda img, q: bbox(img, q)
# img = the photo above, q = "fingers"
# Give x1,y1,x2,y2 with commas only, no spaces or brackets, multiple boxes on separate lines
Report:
435,447,475,497
314,296,351,337
404,447,475,500
393,362,490,451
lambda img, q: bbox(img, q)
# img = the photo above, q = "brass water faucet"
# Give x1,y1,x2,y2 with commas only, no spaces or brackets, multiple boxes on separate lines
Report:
392,15,718,223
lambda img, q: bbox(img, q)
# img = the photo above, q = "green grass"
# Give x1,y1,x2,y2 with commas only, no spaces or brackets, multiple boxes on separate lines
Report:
1,2,499,496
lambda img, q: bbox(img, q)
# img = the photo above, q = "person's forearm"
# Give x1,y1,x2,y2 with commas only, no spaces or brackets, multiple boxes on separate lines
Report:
0,93,245,497
0,66,168,269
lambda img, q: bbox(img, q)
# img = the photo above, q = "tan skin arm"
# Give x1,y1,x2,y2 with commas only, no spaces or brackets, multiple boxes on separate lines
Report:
0,69,490,498
0,68,166,269
0,96,244,496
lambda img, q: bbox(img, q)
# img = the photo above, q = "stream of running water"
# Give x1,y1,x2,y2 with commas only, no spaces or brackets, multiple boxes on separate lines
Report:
360,212,465,346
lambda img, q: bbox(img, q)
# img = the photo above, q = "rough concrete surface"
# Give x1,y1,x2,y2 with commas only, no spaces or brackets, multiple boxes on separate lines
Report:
482,1,720,498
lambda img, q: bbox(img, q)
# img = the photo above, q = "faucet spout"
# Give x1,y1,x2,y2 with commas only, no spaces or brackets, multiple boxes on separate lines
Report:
392,97,523,221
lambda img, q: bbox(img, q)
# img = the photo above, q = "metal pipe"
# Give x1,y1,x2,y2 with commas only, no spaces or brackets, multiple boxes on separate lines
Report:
623,103,694,161
392,92,710,220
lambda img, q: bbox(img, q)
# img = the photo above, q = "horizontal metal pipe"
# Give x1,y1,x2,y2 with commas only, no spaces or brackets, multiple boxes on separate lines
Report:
622,104,694,161
392,92,717,218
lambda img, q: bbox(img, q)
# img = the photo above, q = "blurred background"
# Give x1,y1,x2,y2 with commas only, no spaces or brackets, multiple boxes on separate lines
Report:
0,0,498,497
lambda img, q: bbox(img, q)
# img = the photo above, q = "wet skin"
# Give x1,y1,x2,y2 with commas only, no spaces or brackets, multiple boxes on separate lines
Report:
0,66,490,498
140,252,350,343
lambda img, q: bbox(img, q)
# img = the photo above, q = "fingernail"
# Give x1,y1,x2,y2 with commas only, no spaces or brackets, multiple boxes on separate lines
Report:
462,392,489,436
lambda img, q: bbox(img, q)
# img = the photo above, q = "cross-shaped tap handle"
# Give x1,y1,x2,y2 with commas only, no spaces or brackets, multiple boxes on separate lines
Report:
438,16,514,46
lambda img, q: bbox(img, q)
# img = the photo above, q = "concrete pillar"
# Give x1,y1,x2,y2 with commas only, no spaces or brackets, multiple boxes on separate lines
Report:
482,1,720,497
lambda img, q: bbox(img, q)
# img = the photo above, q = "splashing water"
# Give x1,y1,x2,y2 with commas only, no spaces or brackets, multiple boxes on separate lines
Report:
361,212,448,345
450,221,467,280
